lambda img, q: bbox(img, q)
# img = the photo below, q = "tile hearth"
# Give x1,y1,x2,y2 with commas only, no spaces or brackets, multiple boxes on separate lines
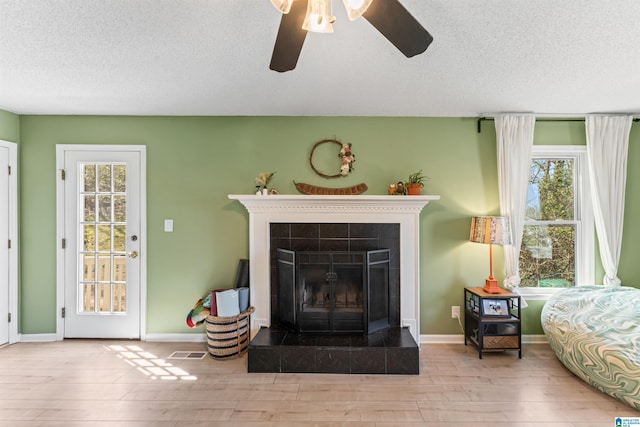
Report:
247,326,419,375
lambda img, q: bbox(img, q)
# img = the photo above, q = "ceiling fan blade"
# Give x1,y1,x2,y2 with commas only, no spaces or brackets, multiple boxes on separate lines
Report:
363,0,433,58
269,0,309,72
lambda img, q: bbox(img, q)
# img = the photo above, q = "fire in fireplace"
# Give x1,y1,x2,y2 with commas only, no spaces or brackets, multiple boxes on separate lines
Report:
276,249,391,335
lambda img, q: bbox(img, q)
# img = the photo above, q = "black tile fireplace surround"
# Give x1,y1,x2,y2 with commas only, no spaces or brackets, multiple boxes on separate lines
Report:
269,222,401,329
245,222,420,375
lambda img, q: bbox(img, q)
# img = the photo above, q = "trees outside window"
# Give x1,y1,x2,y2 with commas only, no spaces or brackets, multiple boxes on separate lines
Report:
518,146,594,296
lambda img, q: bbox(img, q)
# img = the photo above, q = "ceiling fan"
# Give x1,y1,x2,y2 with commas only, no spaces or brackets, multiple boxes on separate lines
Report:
269,0,433,72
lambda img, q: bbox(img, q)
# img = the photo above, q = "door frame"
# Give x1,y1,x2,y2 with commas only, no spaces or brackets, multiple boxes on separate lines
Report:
0,140,18,344
55,145,147,341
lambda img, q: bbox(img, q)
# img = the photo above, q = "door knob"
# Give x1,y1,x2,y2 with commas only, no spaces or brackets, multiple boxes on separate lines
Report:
128,251,139,259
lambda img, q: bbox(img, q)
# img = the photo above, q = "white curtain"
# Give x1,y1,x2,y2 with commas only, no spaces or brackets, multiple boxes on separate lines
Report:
495,115,535,307
585,115,633,287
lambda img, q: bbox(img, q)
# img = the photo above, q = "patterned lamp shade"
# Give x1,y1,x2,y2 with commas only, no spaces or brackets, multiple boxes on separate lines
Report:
469,216,511,246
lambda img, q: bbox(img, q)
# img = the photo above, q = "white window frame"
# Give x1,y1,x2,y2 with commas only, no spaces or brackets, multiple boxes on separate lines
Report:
518,145,594,300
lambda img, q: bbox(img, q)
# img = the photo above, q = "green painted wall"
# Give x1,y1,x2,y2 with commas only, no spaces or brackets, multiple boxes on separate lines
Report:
17,116,640,336
0,109,20,142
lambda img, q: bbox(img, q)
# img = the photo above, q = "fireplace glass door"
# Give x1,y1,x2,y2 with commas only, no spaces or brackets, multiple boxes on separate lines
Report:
276,249,390,334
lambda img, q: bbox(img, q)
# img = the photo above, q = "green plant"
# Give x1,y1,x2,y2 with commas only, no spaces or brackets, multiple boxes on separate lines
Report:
407,170,429,186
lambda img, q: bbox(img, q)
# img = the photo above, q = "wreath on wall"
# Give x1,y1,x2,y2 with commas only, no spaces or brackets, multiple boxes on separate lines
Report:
294,138,367,195
309,138,355,178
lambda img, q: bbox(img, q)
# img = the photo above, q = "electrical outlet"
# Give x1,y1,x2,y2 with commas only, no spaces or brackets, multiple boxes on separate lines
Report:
451,306,460,319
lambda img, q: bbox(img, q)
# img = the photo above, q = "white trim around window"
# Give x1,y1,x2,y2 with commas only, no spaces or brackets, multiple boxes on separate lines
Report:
518,145,594,300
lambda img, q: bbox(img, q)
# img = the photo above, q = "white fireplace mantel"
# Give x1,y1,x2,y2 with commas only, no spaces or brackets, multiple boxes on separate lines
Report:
228,194,440,343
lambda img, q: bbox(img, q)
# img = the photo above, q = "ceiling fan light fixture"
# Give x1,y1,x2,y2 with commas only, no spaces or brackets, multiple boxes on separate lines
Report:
302,0,335,33
343,0,373,20
270,0,294,14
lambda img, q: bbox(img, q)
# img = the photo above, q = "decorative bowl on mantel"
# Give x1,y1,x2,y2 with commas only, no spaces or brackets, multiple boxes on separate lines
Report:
293,181,368,195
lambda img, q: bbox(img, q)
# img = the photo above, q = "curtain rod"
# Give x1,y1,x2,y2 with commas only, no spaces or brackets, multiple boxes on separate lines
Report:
476,116,640,133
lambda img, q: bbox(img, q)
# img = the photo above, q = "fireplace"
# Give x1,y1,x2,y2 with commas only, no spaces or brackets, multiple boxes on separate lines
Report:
228,194,439,343
276,248,391,334
229,194,439,374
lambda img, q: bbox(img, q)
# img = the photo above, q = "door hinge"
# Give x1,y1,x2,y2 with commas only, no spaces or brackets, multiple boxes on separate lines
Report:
61,307,66,318
7,313,11,323
8,165,11,175
61,238,66,249
7,239,10,249
61,169,66,180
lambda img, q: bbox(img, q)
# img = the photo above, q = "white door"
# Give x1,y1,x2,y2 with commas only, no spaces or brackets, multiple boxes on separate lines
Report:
0,146,9,345
57,146,146,339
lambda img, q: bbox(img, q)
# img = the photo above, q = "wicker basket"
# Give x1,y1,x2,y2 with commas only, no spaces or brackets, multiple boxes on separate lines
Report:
205,306,254,360
483,335,519,349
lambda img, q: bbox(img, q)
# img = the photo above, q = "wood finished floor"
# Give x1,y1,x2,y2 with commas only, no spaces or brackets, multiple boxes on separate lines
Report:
0,340,637,426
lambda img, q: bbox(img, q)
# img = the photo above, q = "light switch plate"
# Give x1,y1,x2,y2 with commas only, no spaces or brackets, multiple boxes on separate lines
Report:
164,219,173,232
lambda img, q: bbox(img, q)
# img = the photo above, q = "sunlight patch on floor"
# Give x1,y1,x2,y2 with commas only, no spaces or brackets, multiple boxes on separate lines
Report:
105,344,199,381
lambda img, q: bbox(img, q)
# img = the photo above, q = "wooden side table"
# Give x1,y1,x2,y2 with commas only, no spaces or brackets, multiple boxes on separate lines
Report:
464,287,522,359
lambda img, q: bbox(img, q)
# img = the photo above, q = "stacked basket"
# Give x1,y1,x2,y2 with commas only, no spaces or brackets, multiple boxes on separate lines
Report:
205,306,254,360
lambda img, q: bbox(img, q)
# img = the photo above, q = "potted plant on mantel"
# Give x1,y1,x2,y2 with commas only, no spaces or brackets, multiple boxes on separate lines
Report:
406,170,429,195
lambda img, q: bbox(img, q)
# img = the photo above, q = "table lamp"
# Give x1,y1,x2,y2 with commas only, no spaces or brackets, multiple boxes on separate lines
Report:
469,216,511,294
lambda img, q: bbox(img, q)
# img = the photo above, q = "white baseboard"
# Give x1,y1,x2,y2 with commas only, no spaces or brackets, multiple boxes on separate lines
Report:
18,333,207,343
19,333,58,342
421,334,464,344
18,332,547,345
144,333,206,342
420,334,547,345
522,334,548,344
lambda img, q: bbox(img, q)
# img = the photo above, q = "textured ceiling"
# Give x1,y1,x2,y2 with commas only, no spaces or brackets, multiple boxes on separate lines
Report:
1,0,639,117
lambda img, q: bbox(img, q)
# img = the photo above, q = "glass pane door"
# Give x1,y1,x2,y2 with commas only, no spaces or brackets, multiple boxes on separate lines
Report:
79,163,127,314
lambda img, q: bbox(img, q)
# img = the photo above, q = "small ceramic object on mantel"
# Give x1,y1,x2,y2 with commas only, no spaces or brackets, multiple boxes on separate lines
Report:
255,171,276,196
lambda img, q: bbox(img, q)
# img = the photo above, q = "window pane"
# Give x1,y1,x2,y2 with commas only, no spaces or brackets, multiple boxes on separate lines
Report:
98,284,111,312
98,195,111,222
84,195,95,221
83,225,95,251
113,255,127,281
519,224,575,287
113,225,126,252
82,283,95,312
98,225,111,252
113,283,126,312
98,165,111,192
526,159,574,221
83,254,95,281
97,255,111,282
83,164,96,192
114,165,126,192
114,195,126,222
